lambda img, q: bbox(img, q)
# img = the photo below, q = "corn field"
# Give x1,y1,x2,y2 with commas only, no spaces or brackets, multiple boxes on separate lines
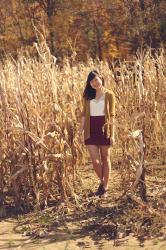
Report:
0,41,165,214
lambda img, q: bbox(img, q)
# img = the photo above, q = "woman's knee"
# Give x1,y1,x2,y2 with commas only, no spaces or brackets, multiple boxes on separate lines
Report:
92,158,101,166
102,157,111,165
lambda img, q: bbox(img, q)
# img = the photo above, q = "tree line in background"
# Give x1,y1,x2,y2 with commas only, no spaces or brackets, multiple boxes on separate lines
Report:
0,0,166,61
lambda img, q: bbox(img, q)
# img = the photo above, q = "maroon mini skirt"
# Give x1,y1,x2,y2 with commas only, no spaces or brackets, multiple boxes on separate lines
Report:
84,115,111,145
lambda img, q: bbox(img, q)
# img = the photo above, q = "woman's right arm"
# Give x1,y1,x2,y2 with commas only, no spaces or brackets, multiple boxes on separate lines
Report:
79,116,85,135
78,98,86,136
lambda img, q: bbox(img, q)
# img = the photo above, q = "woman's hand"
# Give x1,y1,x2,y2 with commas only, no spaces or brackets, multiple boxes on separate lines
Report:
110,136,115,146
78,132,84,144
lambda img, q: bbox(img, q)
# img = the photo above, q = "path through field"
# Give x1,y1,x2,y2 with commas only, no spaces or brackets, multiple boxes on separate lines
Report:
1,218,166,250
0,162,166,250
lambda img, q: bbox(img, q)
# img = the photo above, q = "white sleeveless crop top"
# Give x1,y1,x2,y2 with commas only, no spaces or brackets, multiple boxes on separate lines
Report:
90,93,105,116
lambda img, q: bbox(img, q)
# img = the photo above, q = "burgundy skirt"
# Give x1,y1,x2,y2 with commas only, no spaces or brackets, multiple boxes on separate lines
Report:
84,115,111,145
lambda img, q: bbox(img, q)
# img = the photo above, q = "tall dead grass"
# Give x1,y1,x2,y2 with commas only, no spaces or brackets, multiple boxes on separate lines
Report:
0,42,165,213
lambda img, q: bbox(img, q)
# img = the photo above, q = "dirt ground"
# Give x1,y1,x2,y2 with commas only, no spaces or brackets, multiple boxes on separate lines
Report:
0,161,166,250
0,219,166,250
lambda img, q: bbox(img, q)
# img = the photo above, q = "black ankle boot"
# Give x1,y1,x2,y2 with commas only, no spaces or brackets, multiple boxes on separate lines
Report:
99,186,108,198
95,183,104,196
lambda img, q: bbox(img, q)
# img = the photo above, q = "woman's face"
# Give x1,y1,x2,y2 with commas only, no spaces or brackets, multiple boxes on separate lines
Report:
90,76,103,90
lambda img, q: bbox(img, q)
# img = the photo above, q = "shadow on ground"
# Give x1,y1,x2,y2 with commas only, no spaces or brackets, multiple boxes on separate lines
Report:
9,192,166,250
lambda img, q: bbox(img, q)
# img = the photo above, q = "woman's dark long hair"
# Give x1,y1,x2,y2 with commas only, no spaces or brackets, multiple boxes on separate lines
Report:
83,70,105,100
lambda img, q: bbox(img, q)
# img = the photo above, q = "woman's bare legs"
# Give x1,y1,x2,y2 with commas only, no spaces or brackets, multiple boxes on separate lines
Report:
100,145,112,190
86,145,103,184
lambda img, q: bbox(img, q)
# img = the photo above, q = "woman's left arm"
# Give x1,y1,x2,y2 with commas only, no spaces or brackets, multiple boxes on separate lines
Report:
109,92,116,138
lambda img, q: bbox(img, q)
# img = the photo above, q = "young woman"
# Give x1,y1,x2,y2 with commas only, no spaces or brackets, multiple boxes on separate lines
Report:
78,70,116,198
